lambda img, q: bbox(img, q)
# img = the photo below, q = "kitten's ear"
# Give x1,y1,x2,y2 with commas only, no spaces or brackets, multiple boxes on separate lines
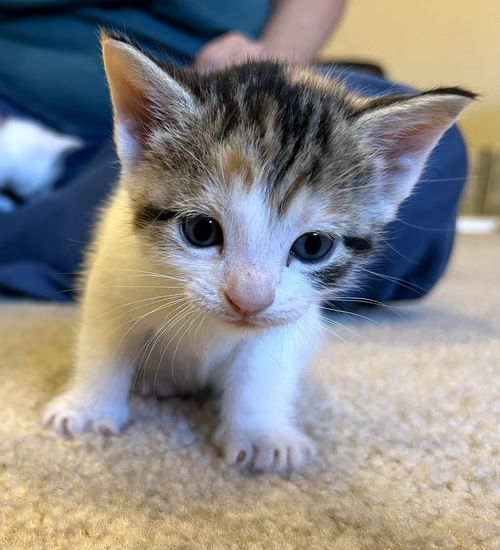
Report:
352,89,475,220
101,32,196,165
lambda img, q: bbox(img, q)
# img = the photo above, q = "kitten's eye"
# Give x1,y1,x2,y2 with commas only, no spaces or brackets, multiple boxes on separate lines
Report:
291,232,334,263
182,215,223,247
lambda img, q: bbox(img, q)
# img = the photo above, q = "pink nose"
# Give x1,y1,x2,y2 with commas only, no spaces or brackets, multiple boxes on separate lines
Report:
225,287,275,316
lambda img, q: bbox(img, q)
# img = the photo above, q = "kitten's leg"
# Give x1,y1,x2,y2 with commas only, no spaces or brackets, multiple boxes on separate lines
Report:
44,313,143,437
213,316,320,474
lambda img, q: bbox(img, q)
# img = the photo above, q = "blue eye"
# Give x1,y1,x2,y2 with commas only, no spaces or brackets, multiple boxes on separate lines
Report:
291,232,334,263
182,216,223,247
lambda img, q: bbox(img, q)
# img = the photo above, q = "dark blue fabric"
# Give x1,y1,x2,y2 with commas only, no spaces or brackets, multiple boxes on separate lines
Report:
0,142,117,300
0,69,468,303
327,69,468,305
0,0,272,134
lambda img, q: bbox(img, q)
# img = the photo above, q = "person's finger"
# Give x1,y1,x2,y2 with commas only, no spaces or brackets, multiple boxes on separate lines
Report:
194,32,256,71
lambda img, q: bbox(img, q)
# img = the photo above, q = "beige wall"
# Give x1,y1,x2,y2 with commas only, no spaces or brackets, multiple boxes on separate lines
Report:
319,0,500,152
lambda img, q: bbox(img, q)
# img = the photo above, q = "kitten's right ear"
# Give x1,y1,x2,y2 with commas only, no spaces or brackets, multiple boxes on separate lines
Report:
101,32,196,165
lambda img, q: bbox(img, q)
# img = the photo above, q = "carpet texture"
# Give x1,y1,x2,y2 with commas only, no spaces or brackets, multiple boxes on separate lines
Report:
1,233,499,550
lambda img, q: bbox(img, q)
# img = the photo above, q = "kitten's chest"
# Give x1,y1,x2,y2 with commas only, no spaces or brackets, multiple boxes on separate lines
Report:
135,319,238,396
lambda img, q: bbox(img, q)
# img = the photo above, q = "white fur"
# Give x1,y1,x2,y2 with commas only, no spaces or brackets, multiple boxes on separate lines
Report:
44,182,326,474
0,117,81,206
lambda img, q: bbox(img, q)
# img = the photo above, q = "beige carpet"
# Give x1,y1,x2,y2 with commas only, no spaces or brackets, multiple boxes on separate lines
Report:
1,233,499,550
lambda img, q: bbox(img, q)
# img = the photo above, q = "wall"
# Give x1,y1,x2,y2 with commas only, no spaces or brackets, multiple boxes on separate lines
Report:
319,0,500,152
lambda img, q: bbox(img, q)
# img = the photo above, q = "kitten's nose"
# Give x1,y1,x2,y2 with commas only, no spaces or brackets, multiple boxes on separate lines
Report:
225,286,275,316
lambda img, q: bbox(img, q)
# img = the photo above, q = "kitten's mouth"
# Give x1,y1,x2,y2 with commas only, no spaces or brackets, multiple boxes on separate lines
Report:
216,313,264,329
227,317,263,329
203,301,299,329
217,311,292,330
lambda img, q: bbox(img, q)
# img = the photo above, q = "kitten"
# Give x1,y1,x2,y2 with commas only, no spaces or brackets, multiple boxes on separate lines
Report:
0,115,81,210
44,32,473,474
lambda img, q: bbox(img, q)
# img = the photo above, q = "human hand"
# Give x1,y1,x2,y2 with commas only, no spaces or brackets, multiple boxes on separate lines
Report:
193,31,273,72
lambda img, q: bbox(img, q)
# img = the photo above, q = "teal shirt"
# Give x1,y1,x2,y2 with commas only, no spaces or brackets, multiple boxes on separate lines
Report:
0,0,272,135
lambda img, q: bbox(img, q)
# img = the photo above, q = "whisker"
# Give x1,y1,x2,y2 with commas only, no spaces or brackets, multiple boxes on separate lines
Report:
392,217,456,233
115,296,187,346
326,296,409,313
321,323,348,344
320,313,362,339
320,305,381,326
100,293,187,319
100,284,186,291
191,310,207,362
417,176,470,183
169,307,201,378
100,267,189,283
153,304,197,397
132,328,161,396
376,236,420,266
132,302,190,396
359,267,429,296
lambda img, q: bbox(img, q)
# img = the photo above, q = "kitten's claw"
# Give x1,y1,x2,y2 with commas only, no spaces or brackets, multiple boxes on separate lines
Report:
43,394,129,437
215,426,315,474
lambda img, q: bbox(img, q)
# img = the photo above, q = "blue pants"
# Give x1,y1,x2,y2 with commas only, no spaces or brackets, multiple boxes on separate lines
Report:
0,69,468,304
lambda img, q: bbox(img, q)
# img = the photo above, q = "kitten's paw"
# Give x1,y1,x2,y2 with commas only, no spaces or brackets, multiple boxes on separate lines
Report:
43,393,129,437
214,426,315,474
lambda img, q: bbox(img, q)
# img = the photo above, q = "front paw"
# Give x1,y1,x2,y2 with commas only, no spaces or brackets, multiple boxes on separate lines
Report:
214,425,316,474
43,393,129,437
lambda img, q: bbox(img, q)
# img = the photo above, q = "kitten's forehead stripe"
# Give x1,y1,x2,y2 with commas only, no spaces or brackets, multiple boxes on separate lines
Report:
276,173,309,217
316,106,332,154
172,61,360,220
180,62,356,197
273,101,314,184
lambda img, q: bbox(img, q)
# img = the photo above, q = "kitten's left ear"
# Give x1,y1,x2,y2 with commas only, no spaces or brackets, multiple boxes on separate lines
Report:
101,32,196,165
352,89,475,220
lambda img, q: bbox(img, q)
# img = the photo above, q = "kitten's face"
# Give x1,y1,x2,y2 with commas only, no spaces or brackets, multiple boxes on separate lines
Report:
102,34,472,329
132,160,372,329
125,67,380,329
